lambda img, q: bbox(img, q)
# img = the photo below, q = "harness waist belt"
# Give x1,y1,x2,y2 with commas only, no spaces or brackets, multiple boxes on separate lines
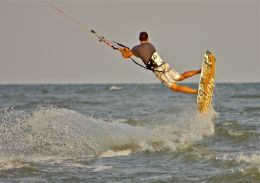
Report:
146,52,165,71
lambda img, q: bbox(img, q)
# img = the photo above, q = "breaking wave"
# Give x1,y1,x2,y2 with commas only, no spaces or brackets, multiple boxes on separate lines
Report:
109,85,123,91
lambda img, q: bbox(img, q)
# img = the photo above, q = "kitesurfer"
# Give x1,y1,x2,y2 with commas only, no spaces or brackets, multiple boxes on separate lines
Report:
118,31,201,94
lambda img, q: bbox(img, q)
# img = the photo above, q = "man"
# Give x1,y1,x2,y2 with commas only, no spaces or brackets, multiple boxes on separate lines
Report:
118,31,201,94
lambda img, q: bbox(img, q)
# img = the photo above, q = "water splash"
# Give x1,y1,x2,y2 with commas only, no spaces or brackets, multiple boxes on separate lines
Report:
0,106,215,160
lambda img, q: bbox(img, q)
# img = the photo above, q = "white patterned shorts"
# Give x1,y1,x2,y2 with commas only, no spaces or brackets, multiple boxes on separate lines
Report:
153,63,181,87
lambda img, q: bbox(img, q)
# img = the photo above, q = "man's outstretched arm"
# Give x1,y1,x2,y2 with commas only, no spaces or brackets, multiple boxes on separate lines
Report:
118,48,134,59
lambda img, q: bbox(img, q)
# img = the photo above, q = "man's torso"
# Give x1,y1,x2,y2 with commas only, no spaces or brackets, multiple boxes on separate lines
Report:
131,42,156,65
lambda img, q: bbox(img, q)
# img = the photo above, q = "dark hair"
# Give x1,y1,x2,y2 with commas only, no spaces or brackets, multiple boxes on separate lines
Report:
139,31,148,41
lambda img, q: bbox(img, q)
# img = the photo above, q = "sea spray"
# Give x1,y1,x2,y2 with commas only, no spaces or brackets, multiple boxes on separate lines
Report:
153,104,215,148
0,105,215,160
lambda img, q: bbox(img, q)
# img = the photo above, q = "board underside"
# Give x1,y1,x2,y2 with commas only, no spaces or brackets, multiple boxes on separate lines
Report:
197,51,216,115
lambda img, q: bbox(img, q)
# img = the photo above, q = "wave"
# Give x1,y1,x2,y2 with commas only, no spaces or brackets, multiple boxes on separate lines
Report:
236,154,260,167
243,106,260,113
109,85,123,91
100,149,132,158
214,153,260,175
216,128,256,142
0,106,215,160
231,94,260,99
0,158,36,171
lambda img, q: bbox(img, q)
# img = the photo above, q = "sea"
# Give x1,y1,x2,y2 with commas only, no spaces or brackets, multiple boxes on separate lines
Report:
0,83,259,182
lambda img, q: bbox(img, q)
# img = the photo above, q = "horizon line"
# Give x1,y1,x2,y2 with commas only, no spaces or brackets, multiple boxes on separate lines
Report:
0,81,259,85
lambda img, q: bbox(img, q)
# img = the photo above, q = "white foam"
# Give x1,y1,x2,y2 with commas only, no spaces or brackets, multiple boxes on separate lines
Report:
109,85,123,91
0,105,215,159
100,149,132,157
236,154,260,166
153,106,215,149
0,158,32,171
228,130,246,137
215,153,260,173
93,165,113,172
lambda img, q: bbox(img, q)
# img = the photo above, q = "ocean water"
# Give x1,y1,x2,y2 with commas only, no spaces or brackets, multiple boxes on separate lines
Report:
0,83,259,182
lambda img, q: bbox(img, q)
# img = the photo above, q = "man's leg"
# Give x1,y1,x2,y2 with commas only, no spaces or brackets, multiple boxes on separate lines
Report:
170,83,198,94
178,69,201,81
153,64,200,94
168,69,200,94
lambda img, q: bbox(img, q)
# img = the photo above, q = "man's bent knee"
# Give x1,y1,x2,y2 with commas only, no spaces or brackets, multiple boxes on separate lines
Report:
177,75,185,81
170,83,179,91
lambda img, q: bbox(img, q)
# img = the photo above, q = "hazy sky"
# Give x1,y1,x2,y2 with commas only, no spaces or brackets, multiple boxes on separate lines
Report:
0,0,259,84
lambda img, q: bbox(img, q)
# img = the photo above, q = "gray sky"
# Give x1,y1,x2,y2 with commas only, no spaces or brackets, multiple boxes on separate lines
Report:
0,0,259,84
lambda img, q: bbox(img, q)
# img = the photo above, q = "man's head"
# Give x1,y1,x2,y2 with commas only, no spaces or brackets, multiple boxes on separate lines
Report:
139,31,148,42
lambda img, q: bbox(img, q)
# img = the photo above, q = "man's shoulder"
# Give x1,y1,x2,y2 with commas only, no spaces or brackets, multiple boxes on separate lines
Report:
144,42,156,49
147,42,154,46
132,42,155,49
131,45,139,55
132,44,139,50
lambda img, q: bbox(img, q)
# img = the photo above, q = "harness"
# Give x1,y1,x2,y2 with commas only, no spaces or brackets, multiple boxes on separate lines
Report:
146,52,165,71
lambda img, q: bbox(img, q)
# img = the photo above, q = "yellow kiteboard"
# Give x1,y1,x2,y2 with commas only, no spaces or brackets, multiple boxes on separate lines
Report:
197,51,216,115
